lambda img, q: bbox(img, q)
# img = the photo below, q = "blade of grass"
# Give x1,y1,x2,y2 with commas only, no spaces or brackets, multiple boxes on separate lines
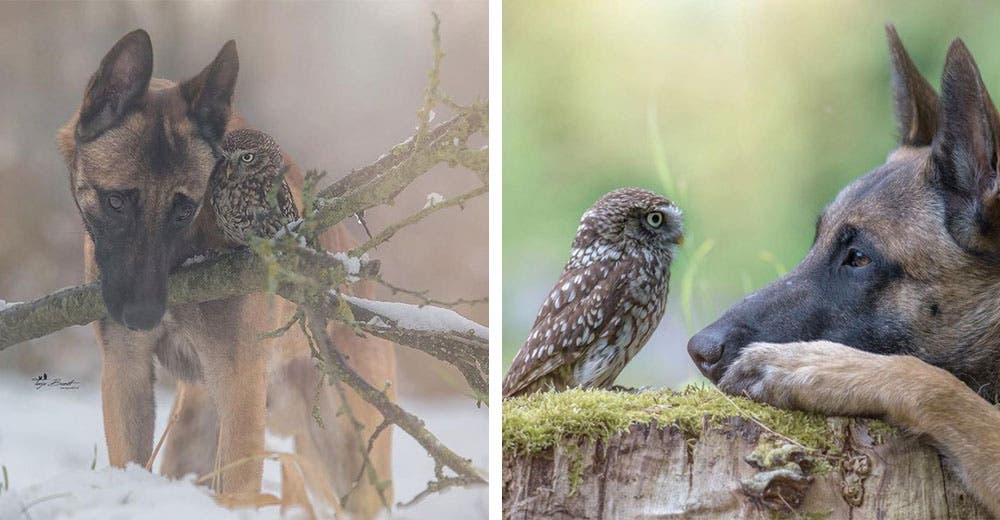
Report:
680,239,715,334
646,102,685,200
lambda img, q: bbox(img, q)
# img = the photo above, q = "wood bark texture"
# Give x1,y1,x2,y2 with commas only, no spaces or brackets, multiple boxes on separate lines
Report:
503,417,992,519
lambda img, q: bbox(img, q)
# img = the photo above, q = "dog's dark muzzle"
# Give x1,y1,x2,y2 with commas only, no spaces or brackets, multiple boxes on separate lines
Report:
687,320,755,382
104,269,168,331
688,271,822,382
97,234,172,331
120,302,165,330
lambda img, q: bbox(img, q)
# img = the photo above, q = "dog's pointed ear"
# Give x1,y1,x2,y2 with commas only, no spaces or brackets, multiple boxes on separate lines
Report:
932,39,1000,251
76,29,153,141
181,40,238,144
886,24,939,147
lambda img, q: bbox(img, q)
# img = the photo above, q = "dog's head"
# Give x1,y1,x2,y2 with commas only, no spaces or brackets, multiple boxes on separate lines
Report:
689,26,1000,395
59,30,238,330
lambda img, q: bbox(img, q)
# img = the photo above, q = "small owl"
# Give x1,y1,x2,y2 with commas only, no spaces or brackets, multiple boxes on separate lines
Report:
502,187,683,398
209,129,299,245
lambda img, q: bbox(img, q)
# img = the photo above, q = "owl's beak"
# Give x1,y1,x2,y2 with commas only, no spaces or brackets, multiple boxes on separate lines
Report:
662,204,684,246
225,163,233,180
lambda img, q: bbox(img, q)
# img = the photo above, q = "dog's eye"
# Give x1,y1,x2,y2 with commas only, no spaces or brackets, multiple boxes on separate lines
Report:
645,211,664,228
845,248,872,268
107,193,124,212
173,201,195,223
240,153,255,164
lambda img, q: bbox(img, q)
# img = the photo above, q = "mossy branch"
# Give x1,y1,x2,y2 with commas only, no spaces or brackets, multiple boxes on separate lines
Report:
0,248,486,402
0,250,265,350
0,241,381,351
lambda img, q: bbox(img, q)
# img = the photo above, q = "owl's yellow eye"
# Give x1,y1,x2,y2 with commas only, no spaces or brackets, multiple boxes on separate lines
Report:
240,153,255,164
645,211,664,228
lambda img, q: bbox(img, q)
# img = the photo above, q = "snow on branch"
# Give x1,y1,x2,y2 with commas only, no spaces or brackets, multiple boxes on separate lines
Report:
344,295,487,340
343,295,488,398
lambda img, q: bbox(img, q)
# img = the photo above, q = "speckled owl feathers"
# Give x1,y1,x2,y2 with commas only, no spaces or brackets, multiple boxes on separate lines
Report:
209,128,299,245
503,187,683,398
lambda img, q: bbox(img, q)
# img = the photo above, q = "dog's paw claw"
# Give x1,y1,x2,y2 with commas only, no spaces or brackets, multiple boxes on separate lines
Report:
718,343,794,404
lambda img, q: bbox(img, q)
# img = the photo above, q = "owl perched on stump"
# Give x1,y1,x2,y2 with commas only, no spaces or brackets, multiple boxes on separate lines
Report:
209,129,299,245
502,187,683,398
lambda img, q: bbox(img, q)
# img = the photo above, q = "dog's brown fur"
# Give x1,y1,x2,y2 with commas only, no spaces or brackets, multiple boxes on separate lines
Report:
59,30,395,518
689,26,1000,515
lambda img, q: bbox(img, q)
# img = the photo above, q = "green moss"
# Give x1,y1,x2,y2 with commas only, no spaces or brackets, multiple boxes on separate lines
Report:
565,442,584,496
811,458,833,475
749,440,802,468
862,419,897,444
748,439,833,477
503,385,834,455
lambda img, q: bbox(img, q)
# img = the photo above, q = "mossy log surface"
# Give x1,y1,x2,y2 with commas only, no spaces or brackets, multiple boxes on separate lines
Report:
502,387,992,519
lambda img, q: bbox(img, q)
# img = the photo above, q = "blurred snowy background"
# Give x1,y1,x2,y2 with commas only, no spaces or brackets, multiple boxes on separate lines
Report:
0,1,487,518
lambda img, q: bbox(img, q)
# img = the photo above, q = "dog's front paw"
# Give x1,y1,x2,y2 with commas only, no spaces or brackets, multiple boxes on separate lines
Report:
717,340,897,417
718,341,850,409
717,342,800,406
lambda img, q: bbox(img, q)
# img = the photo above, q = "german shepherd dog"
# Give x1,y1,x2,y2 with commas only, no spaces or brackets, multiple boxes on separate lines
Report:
688,26,1000,516
57,30,396,517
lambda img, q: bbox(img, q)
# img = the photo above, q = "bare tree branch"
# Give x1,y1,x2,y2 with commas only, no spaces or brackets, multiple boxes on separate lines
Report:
304,308,486,505
344,295,488,399
353,184,488,255
375,276,489,309
341,418,392,505
304,103,487,237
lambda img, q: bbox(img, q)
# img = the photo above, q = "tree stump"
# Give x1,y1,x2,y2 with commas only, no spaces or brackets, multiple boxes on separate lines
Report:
502,388,992,519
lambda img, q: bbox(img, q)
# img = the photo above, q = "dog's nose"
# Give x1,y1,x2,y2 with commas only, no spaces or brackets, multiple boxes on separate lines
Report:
687,329,726,382
121,301,165,331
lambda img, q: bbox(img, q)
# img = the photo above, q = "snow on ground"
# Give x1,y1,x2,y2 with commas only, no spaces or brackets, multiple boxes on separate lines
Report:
0,377,486,519
343,296,488,340
0,464,292,520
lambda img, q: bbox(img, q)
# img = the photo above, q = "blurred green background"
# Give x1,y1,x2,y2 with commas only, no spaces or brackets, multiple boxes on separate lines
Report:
502,1,1000,388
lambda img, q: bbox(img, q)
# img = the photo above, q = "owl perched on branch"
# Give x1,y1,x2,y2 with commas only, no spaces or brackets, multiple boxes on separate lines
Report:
209,129,299,245
502,187,683,399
